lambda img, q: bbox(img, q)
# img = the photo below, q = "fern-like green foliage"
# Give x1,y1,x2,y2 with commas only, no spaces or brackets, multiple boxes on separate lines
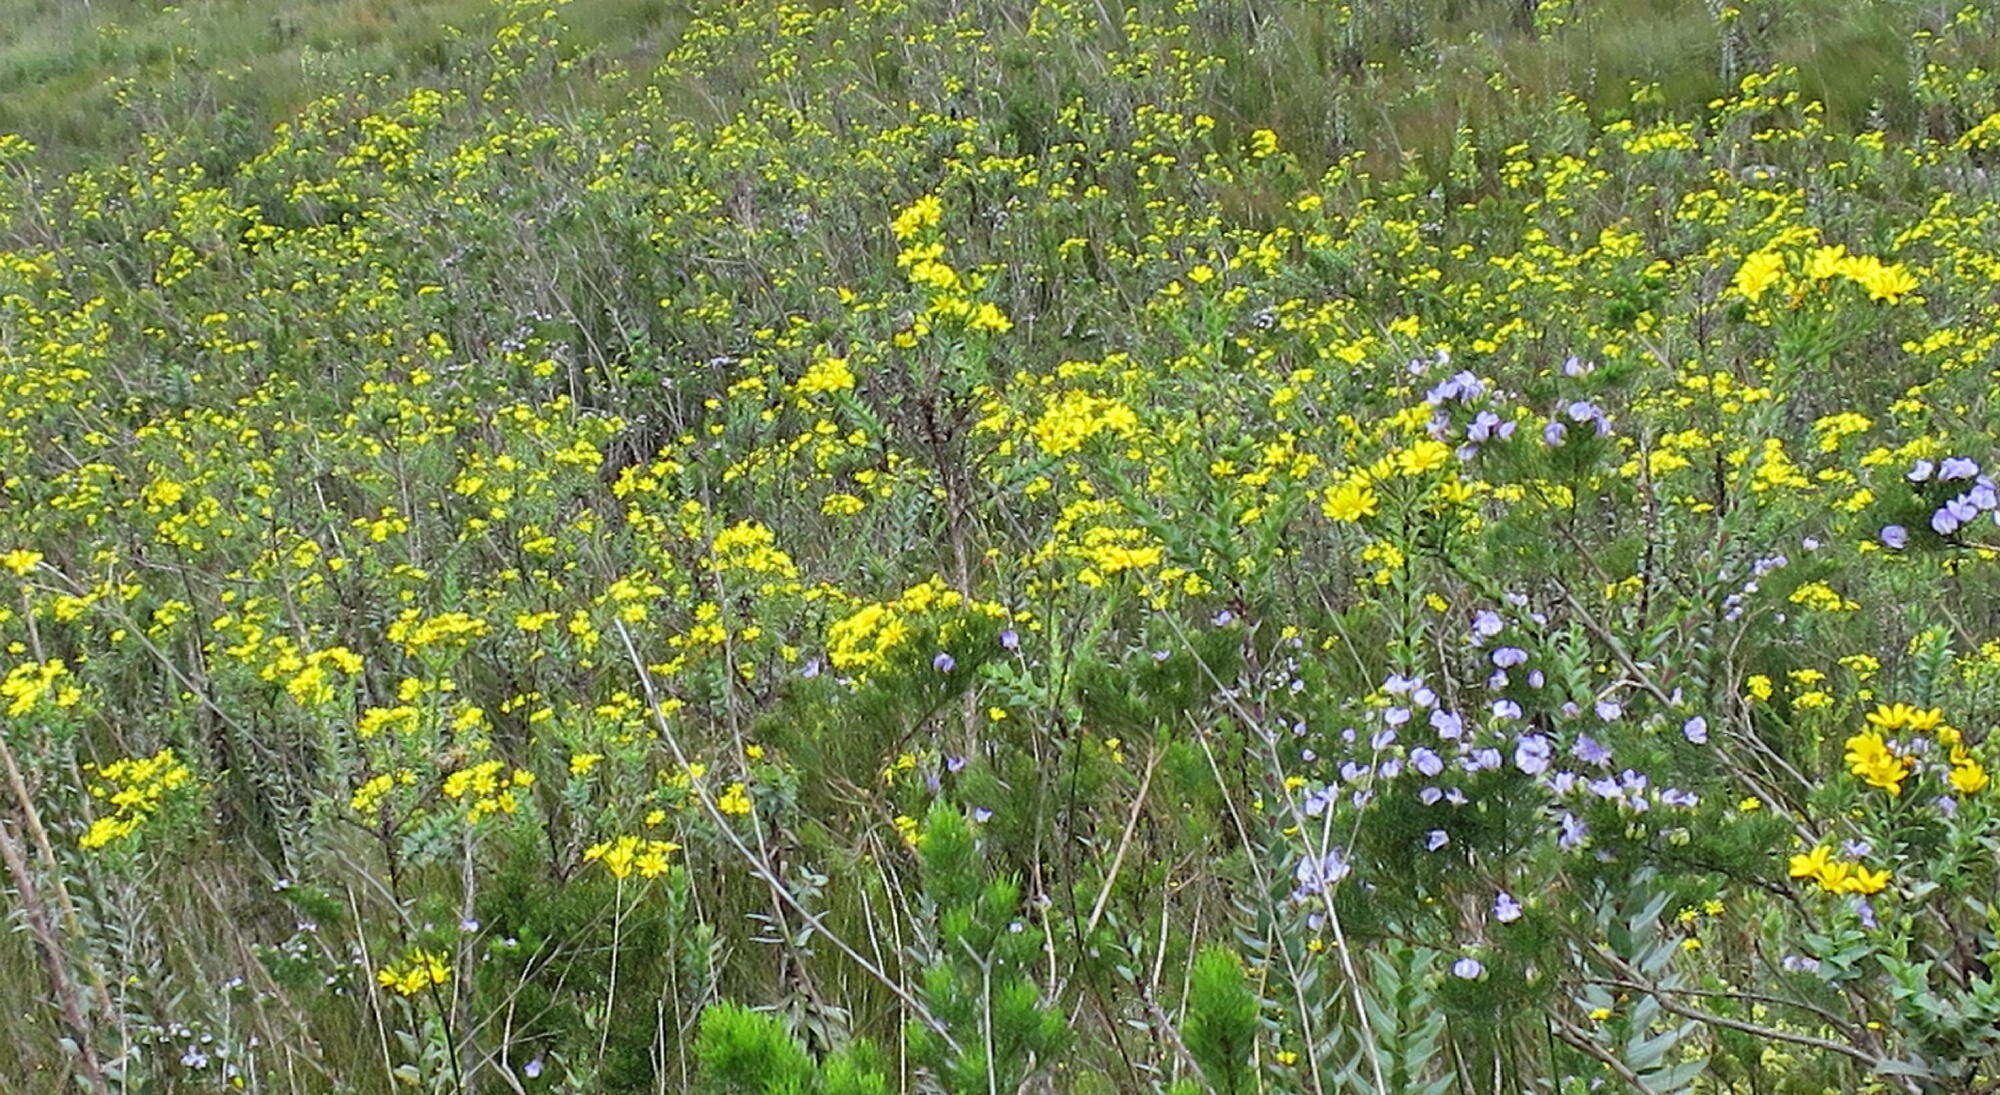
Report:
906,801,1069,1094
695,1004,817,1095
694,1002,891,1095
1182,944,1258,1095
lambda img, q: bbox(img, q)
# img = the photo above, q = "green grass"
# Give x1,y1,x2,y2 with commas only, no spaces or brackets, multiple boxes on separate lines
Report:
0,0,678,162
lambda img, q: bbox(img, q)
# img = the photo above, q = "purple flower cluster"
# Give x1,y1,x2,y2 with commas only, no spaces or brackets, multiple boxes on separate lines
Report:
1721,550,1793,623
1908,456,1999,536
1422,367,1521,461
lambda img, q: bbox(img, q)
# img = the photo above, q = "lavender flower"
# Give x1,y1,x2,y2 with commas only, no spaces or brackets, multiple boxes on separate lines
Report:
1412,747,1445,777
1514,734,1553,775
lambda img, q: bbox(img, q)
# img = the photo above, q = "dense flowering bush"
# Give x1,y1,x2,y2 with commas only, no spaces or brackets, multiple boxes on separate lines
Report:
7,0,2000,1091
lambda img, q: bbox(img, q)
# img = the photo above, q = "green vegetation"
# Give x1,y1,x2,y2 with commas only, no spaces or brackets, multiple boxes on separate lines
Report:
4,0,2000,1091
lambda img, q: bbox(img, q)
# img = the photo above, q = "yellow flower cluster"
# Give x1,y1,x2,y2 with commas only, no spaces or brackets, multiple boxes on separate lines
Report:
1030,390,1139,457
440,759,536,823
582,834,680,879
1787,846,1891,896
1843,731,1913,796
80,748,195,850
376,949,450,996
1,659,82,718
824,577,1007,674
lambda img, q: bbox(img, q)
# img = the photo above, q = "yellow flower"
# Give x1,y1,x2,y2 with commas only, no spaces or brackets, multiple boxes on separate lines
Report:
1865,703,1941,734
891,195,943,239
1393,440,1452,477
376,949,450,996
795,356,855,395
1838,255,1918,302
1,549,41,576
1844,731,1911,795
1787,845,1834,880
717,782,752,817
569,753,604,778
1321,480,1378,523
1730,250,1787,303
1949,758,1990,795
583,834,681,878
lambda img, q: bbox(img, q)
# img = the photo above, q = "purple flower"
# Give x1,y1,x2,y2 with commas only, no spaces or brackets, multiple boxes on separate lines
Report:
1472,609,1504,638
1425,830,1450,851
1451,956,1485,980
1429,710,1464,738
1682,716,1709,744
1492,698,1523,721
1383,707,1411,727
972,806,994,823
1659,788,1698,808
1557,812,1589,851
1293,849,1352,896
933,652,956,672
1494,891,1523,923
1573,735,1611,766
999,629,1020,650
1907,459,1935,482
1372,728,1399,750
1593,698,1623,721
1492,646,1528,668
1514,735,1553,776
1542,420,1568,445
946,754,968,773
1940,457,1979,480
1879,525,1908,550
1412,747,1445,778
801,658,822,679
